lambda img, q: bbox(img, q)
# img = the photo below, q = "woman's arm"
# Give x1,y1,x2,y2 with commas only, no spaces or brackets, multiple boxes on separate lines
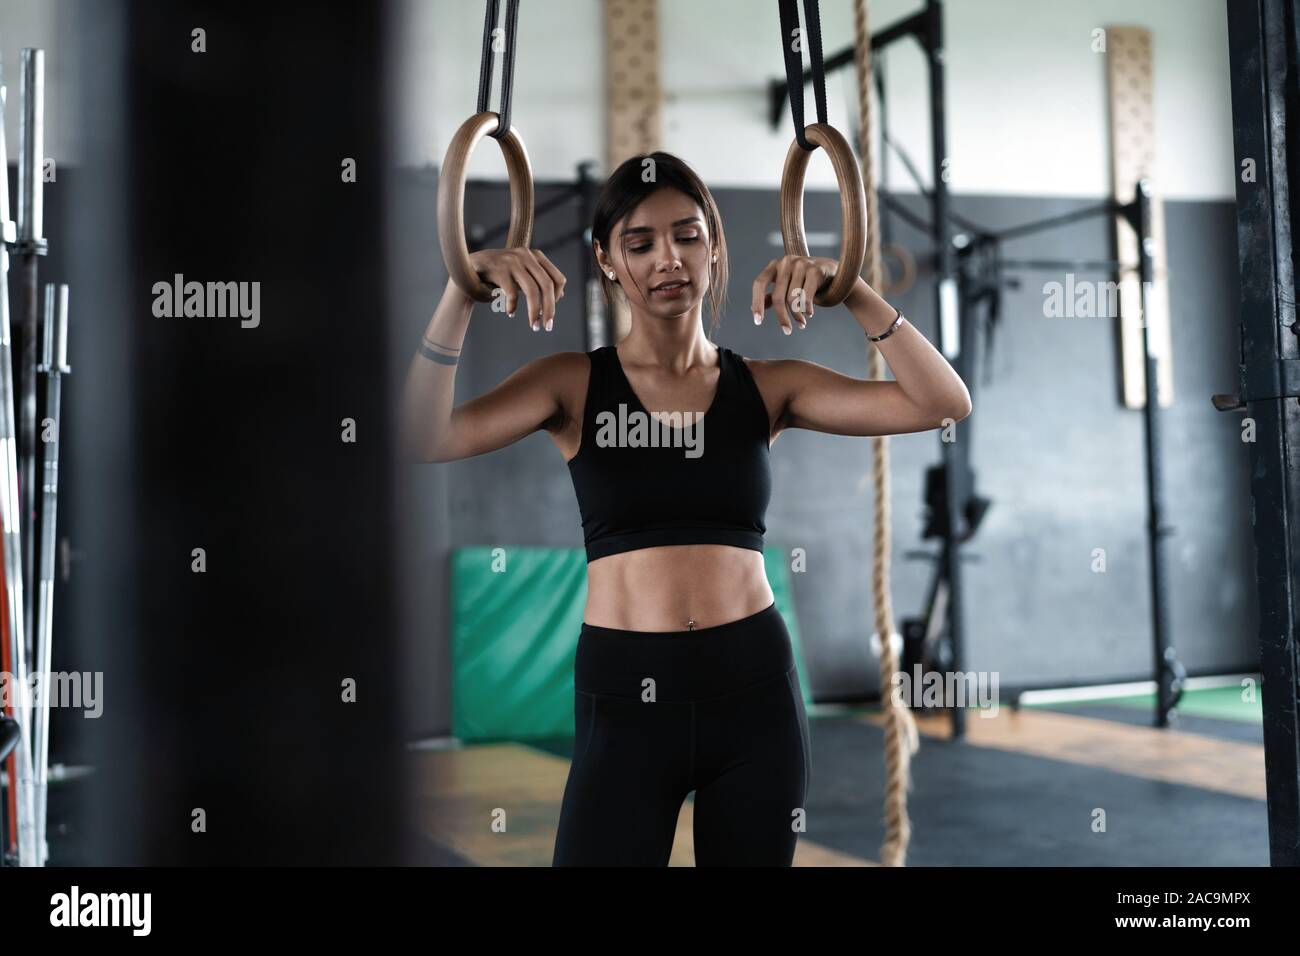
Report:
398,249,569,462
754,270,972,439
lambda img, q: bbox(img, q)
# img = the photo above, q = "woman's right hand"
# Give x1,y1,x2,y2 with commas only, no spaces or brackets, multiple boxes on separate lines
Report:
466,247,567,332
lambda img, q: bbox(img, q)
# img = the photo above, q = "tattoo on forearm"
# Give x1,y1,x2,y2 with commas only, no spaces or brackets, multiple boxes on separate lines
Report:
419,340,460,366
423,337,461,353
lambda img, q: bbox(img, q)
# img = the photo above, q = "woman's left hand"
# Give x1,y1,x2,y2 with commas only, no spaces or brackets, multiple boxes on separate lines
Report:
751,255,838,335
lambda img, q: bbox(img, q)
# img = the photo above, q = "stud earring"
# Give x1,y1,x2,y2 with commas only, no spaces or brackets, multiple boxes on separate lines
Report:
607,270,616,279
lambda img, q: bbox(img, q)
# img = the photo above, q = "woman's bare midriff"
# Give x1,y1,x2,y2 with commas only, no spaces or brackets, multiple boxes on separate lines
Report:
583,544,776,632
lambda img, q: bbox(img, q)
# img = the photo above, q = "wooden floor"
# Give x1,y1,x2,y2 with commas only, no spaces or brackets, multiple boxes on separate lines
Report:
859,707,1267,800
411,742,872,866
411,704,1268,866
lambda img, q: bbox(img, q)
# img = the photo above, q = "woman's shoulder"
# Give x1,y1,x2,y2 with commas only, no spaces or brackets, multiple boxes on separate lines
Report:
517,349,592,376
507,351,595,411
733,352,815,414
731,350,787,384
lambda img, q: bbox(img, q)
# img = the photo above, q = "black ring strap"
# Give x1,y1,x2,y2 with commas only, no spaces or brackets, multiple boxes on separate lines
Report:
778,0,829,151
476,0,522,140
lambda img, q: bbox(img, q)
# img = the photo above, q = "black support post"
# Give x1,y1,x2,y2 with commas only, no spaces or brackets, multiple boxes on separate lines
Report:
1132,182,1183,728
1224,0,1300,866
923,0,968,739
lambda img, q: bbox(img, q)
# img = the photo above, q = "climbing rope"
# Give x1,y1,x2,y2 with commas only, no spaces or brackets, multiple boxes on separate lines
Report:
852,0,920,868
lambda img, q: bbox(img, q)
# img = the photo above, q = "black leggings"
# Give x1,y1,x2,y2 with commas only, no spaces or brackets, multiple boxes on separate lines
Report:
552,602,811,866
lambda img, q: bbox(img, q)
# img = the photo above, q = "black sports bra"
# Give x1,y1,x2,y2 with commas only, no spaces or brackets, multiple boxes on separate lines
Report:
566,343,772,562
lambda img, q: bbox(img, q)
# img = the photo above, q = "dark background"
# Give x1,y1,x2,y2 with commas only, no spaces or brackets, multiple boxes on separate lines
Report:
51,0,406,864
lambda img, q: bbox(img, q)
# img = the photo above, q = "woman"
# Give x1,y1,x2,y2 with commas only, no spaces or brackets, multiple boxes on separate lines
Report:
400,152,971,866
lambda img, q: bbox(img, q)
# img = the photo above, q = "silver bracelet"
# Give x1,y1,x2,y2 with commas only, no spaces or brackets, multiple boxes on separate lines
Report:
865,307,904,343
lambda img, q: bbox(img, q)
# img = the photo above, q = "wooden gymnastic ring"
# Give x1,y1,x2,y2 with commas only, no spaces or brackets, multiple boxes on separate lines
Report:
779,122,867,307
880,242,917,297
437,111,535,303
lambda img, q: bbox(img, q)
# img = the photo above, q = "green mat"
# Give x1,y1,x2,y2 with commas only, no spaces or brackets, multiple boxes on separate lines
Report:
450,546,809,743
1025,684,1264,723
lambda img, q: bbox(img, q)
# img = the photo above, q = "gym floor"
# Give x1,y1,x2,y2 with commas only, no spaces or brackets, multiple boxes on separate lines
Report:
410,685,1268,866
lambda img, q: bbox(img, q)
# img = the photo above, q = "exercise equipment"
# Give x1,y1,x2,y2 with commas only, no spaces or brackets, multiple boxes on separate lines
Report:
437,0,534,304
1106,26,1174,410
0,48,71,868
1223,0,1300,868
603,0,662,169
773,1,956,868
774,1,1193,733
947,189,1185,728
777,0,977,742
32,282,70,865
772,0,921,868
850,0,918,869
838,34,916,298
775,0,866,307
16,50,46,671
879,243,916,297
471,161,608,348
0,716,17,763
0,63,37,867
602,0,662,342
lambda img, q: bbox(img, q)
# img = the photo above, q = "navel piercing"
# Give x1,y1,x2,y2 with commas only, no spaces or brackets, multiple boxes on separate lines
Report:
687,619,697,631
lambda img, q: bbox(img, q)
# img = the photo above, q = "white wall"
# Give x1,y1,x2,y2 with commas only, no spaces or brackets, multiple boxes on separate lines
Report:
0,0,1239,196
391,0,1235,200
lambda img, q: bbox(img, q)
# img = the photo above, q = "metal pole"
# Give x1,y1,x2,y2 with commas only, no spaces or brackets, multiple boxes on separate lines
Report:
1224,0,1300,866
17,50,43,242
0,64,37,868
16,50,45,671
924,0,966,738
577,162,607,350
1134,181,1182,728
32,283,67,867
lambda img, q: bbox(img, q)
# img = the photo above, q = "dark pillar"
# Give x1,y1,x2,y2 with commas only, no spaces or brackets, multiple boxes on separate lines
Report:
68,0,404,864
1225,0,1300,867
